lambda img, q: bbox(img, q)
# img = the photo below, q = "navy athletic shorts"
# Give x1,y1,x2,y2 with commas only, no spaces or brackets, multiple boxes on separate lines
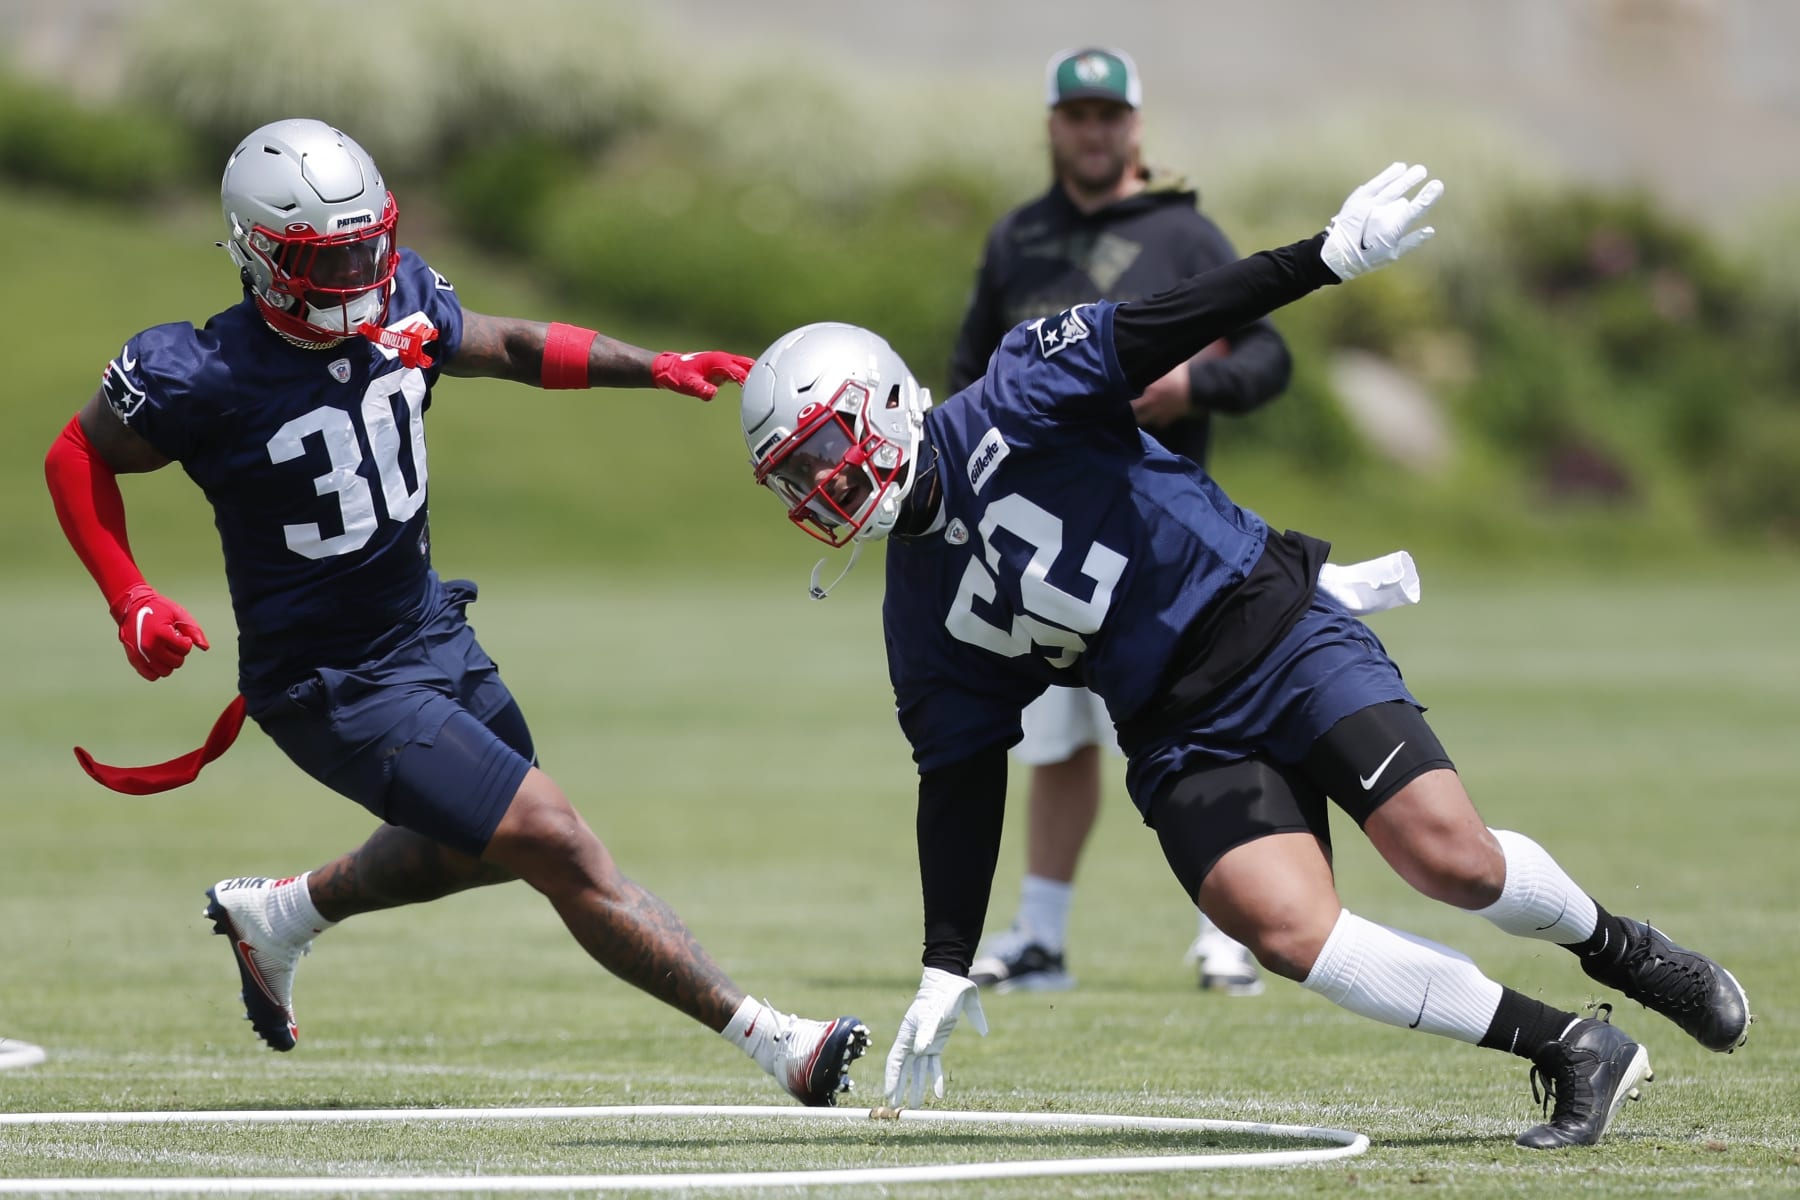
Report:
247,578,536,856
1124,592,1417,818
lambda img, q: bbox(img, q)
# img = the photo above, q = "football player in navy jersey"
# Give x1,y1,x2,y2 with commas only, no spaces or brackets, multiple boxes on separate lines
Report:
44,119,868,1106
739,163,1750,1147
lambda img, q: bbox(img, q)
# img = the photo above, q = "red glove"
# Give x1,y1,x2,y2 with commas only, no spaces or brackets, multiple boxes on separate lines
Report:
651,351,755,401
110,582,210,681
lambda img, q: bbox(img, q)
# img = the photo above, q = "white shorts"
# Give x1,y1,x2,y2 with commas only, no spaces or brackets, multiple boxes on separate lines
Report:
1013,686,1121,766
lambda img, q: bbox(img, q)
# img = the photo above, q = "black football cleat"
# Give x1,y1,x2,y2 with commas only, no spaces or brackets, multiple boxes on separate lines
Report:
1582,918,1751,1052
1516,1006,1652,1150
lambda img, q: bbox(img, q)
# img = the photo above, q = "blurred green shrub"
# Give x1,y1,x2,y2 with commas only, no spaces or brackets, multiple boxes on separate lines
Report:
0,73,195,197
500,158,1003,383
122,0,665,172
1446,189,1800,533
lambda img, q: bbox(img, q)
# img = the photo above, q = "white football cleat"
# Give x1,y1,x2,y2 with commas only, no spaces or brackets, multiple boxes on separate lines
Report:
766,1012,871,1107
204,876,314,1052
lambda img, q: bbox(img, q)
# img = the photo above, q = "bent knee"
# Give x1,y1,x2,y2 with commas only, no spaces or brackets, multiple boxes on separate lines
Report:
1401,833,1506,908
1237,912,1344,982
487,775,613,885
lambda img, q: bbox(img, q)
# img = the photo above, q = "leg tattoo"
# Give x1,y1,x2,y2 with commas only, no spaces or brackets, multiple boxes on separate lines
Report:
308,825,516,923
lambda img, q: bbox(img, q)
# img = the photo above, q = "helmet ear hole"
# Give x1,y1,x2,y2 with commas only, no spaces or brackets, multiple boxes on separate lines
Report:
885,385,901,410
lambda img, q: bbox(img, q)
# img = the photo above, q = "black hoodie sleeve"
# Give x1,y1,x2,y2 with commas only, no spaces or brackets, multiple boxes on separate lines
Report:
1185,317,1292,415
1114,234,1338,394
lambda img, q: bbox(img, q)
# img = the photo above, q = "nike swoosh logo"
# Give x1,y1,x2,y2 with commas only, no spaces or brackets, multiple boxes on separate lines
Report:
134,605,153,658
1409,980,1431,1029
120,347,137,372
680,352,702,362
742,1014,759,1039
1359,741,1407,791
1534,896,1570,932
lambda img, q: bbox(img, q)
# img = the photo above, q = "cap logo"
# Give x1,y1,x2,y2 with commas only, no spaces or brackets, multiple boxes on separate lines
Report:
1074,54,1113,86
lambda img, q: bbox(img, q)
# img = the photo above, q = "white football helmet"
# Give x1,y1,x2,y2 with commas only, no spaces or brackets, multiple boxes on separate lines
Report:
221,119,400,344
741,323,933,547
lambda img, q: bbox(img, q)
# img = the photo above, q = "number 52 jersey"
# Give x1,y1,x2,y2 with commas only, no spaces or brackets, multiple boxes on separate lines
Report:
883,299,1276,773
99,249,464,702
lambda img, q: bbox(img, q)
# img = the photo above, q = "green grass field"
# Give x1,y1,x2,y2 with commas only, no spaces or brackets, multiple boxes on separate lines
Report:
3,567,1798,1196
3,174,1797,1195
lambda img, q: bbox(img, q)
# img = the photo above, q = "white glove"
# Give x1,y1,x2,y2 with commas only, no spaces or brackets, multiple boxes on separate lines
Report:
883,967,988,1108
1320,162,1444,281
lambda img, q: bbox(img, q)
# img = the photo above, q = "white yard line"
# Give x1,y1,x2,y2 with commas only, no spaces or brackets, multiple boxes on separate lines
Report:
0,1103,1367,1191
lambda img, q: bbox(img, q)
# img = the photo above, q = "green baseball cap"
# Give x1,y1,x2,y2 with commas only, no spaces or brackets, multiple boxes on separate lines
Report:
1045,47,1142,109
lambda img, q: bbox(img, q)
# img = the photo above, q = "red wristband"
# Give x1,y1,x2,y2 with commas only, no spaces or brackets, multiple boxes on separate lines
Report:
542,322,599,390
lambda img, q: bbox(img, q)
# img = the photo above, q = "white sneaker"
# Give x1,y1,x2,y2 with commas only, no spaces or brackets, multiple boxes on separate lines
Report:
764,1012,870,1107
1185,931,1265,997
204,877,313,1051
0,1038,46,1071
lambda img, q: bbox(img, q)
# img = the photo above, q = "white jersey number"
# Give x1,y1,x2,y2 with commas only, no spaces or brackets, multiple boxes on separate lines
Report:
266,370,429,560
945,493,1127,669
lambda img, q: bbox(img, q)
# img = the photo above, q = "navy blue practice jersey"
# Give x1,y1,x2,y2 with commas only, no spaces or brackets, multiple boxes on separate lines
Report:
884,300,1273,771
99,249,464,699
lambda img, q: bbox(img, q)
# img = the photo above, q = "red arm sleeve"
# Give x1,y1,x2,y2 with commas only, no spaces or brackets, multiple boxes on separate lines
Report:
44,415,148,620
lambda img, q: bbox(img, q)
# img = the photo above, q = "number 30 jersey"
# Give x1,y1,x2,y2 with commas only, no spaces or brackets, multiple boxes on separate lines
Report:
883,300,1272,772
99,249,464,701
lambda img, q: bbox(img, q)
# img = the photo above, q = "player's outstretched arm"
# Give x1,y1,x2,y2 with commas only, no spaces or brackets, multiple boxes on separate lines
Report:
45,394,210,680
445,310,753,400
1112,162,1442,396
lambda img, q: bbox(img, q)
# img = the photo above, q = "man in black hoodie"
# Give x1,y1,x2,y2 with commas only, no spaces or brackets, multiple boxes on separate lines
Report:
950,47,1292,998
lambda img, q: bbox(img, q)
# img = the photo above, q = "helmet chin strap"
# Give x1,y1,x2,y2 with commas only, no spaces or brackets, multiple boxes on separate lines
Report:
808,541,864,601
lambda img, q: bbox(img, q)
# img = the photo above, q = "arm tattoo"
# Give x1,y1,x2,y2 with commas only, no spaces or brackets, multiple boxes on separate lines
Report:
441,311,545,384
444,310,655,388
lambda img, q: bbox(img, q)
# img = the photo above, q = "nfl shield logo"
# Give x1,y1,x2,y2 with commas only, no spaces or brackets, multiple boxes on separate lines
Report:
328,358,352,383
946,519,969,546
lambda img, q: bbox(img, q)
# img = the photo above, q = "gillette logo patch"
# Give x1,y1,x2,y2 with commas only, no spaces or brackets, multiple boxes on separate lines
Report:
966,428,1010,495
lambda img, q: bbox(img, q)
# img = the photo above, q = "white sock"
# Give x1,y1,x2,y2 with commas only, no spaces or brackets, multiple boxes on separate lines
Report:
1016,875,1074,952
1302,909,1503,1045
722,996,783,1072
1473,829,1599,946
267,873,335,944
